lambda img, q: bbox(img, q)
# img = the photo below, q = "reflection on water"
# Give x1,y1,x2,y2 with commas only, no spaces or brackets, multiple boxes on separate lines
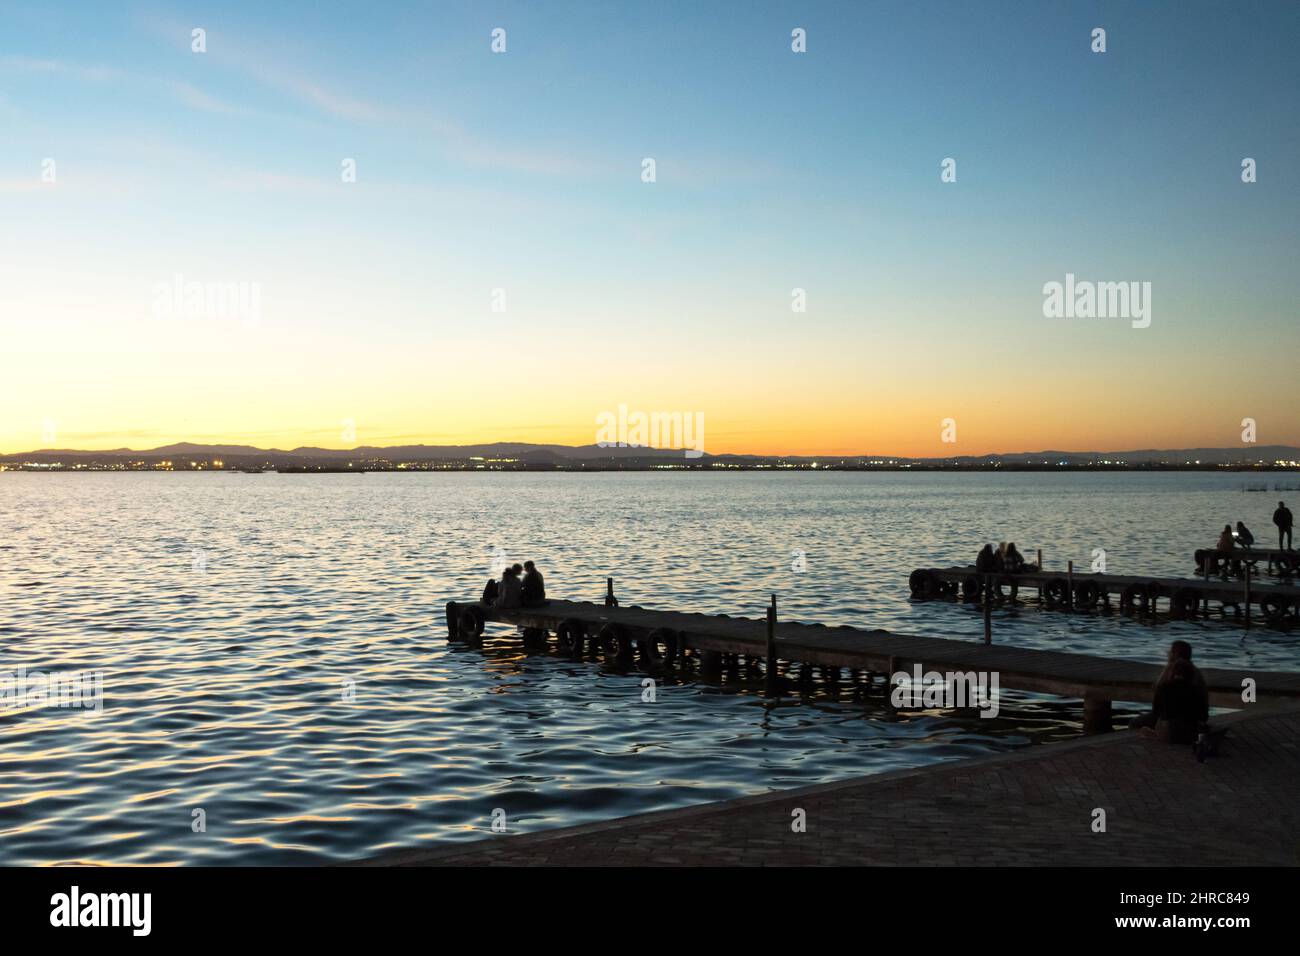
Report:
0,471,1294,864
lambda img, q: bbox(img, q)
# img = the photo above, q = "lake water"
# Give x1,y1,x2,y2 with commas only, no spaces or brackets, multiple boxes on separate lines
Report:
1,471,1295,865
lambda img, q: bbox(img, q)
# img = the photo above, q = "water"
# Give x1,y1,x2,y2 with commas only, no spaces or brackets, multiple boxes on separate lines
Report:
1,471,1294,865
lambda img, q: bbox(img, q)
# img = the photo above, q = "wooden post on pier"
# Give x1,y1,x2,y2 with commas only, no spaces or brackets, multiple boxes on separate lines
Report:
765,593,779,698
1083,689,1113,734
1036,549,1044,605
982,574,993,645
1244,563,1252,629
605,577,617,607
1067,560,1075,611
1203,557,1211,616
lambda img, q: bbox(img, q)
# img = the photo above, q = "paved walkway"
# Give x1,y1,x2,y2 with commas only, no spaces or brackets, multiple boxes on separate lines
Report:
361,706,1300,866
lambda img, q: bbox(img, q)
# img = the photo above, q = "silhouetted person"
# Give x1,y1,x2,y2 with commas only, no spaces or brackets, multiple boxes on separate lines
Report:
1132,640,1208,736
497,566,522,609
1235,521,1254,549
975,544,996,573
521,560,546,605
1274,501,1293,550
1004,542,1028,572
1216,524,1235,552
1151,659,1209,745
481,577,499,605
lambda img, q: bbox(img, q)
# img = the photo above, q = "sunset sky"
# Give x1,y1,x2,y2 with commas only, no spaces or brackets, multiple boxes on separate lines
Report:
2,1,1299,457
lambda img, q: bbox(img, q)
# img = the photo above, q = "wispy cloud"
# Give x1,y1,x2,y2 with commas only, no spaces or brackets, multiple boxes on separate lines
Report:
0,54,251,116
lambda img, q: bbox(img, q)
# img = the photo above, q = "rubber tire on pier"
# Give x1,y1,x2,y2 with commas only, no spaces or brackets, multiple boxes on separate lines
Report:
961,575,981,603
1171,587,1200,619
555,619,585,655
599,623,635,666
1120,583,1150,615
1072,580,1101,609
1276,553,1298,576
909,570,940,600
445,602,460,638
1260,596,1290,624
1043,578,1069,607
645,627,678,666
457,604,485,640
522,626,547,648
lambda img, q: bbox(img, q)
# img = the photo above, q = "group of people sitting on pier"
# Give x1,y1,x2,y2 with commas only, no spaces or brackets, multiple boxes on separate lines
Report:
481,560,547,609
1201,501,1294,576
974,542,1036,574
1132,639,1216,756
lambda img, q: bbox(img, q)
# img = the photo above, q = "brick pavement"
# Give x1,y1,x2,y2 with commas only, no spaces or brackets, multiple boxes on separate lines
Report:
358,706,1300,866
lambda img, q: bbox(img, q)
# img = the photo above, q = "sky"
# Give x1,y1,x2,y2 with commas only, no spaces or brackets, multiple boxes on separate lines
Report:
2,0,1299,457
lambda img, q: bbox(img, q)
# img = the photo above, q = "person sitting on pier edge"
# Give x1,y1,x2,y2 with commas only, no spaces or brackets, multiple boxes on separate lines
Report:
1216,524,1235,552
1212,525,1237,577
1234,521,1254,549
975,544,996,573
481,576,499,606
1003,542,1030,572
1131,640,1209,739
521,560,547,606
1274,501,1293,550
497,565,523,609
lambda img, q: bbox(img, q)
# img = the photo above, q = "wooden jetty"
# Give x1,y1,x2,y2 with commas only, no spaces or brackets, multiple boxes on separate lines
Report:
1194,546,1299,577
445,585,1300,731
909,564,1300,625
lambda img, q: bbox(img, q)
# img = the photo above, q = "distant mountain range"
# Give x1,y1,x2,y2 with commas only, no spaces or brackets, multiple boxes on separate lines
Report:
4,442,1300,471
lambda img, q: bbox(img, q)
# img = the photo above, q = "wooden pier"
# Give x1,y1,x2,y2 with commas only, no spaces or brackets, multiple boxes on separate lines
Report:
444,590,1300,726
909,564,1300,625
1194,546,1299,577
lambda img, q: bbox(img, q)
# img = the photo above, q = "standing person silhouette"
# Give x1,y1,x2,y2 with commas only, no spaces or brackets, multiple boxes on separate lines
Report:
1273,501,1293,550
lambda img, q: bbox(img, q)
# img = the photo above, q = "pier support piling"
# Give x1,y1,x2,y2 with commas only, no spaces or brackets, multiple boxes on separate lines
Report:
1083,690,1114,735
765,594,779,698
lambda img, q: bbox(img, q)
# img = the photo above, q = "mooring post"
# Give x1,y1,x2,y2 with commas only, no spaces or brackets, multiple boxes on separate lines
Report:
605,577,616,607
1244,563,1252,629
1067,560,1075,611
1202,556,1211,616
765,594,779,697
1082,689,1114,734
1036,549,1044,604
982,574,992,645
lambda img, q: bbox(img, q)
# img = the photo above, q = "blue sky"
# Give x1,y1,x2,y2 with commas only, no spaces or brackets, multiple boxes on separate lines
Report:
2,1,1299,454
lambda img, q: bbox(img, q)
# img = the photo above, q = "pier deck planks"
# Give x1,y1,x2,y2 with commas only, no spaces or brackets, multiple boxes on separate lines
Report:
451,598,1300,707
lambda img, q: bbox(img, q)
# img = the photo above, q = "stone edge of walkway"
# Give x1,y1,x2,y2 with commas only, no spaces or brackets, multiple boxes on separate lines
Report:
347,702,1298,867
